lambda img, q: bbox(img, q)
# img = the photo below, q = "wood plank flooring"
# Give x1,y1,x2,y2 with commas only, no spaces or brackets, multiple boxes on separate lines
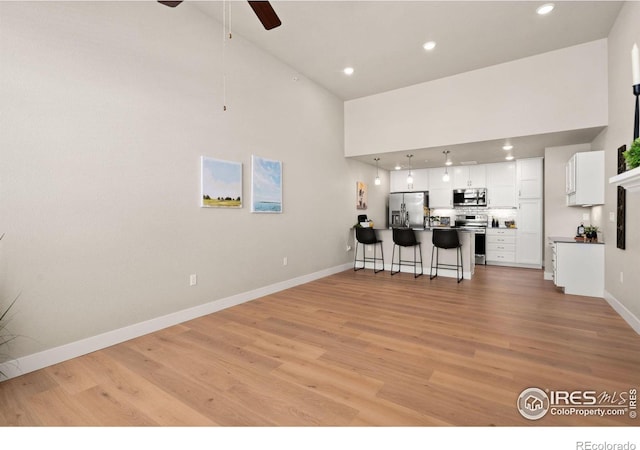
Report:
1,265,639,426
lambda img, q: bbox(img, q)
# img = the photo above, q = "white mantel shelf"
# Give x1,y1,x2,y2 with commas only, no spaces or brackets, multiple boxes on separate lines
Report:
609,166,640,193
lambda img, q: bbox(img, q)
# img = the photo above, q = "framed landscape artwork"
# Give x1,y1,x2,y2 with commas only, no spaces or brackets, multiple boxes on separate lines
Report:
251,155,282,213
200,156,242,208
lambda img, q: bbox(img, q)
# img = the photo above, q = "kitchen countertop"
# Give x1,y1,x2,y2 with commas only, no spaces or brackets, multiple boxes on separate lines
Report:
549,236,604,245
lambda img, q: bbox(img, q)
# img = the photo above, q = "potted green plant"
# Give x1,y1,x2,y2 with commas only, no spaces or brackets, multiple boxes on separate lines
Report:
623,137,640,170
585,225,599,242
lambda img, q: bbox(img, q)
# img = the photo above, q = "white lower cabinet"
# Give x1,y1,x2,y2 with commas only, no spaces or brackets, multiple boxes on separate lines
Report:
486,228,516,264
552,240,604,297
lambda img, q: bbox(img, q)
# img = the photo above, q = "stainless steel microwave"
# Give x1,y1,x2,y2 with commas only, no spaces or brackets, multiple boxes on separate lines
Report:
453,188,487,207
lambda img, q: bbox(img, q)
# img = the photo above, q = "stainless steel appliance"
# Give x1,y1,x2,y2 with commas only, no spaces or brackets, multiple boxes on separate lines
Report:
455,213,488,264
453,188,487,207
389,192,428,229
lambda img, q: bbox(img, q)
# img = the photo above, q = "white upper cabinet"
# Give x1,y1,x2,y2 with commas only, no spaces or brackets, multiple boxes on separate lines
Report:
390,169,429,192
452,165,487,189
517,157,543,199
428,167,453,208
566,151,604,206
412,169,429,191
486,162,517,208
390,170,409,192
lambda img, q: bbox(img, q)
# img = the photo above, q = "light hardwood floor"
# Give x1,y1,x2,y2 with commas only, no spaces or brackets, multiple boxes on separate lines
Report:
1,265,639,426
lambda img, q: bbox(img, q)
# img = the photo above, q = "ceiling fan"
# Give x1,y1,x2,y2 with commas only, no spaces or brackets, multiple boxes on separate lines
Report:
158,1,282,30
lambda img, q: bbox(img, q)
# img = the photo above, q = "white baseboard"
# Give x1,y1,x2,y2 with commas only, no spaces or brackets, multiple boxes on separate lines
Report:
543,271,553,281
603,290,640,335
0,263,352,381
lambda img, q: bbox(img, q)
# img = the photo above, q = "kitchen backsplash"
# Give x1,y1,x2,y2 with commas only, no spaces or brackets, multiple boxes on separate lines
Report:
429,208,518,227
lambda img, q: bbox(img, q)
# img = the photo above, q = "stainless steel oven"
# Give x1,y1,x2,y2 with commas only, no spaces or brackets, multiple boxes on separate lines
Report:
455,214,488,265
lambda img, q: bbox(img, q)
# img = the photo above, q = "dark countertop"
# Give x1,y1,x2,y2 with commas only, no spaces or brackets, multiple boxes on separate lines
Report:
549,236,604,245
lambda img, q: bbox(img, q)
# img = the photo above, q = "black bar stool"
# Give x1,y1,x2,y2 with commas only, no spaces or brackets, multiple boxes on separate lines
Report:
430,228,463,283
354,227,384,273
390,227,423,278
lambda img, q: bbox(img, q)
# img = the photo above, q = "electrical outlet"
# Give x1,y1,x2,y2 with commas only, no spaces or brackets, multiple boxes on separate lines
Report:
283,257,288,266
189,274,197,286
582,213,590,221
610,212,615,222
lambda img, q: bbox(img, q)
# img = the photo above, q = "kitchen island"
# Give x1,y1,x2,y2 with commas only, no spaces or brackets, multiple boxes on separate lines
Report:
354,228,475,280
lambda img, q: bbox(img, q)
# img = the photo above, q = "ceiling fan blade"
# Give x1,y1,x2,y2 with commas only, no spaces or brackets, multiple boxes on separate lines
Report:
158,1,183,7
247,1,281,30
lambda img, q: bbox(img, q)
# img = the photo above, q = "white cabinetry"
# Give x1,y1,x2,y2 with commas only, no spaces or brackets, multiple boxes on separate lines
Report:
390,169,429,192
390,170,409,192
552,241,604,297
517,157,543,199
412,169,429,191
486,162,516,208
486,228,516,264
515,158,543,268
428,167,453,208
516,199,542,266
566,151,604,206
452,165,487,189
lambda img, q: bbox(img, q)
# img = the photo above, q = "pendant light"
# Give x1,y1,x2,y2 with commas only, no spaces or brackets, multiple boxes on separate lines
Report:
374,157,381,185
442,150,451,182
406,154,414,189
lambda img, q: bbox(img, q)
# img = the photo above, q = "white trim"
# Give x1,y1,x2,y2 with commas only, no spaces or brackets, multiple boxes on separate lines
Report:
603,290,640,335
609,166,640,192
0,263,352,380
543,271,553,281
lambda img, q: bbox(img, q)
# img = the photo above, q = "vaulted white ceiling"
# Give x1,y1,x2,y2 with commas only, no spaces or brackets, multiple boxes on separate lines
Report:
192,1,623,168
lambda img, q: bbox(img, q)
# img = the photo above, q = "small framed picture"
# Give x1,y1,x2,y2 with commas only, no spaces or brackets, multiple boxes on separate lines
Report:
356,181,367,210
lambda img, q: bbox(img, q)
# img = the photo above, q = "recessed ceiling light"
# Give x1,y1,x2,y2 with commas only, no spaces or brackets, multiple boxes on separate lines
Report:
503,144,514,151
394,164,402,170
505,154,515,161
343,67,354,76
536,3,554,15
423,41,437,51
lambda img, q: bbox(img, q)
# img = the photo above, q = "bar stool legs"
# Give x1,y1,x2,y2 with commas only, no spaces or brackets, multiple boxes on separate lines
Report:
390,228,423,278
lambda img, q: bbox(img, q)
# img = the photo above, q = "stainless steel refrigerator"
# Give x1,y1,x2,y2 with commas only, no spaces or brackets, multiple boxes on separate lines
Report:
388,192,428,229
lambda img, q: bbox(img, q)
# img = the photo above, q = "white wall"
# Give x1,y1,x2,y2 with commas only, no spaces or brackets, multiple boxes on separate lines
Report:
345,39,608,156
0,1,387,364
590,1,640,326
543,143,592,273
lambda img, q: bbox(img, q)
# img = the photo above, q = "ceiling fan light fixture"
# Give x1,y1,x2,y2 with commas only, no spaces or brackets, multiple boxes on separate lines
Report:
536,3,555,15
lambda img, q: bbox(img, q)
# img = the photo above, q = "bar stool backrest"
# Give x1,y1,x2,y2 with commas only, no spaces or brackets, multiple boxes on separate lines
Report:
392,227,418,247
356,227,378,245
432,229,460,249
